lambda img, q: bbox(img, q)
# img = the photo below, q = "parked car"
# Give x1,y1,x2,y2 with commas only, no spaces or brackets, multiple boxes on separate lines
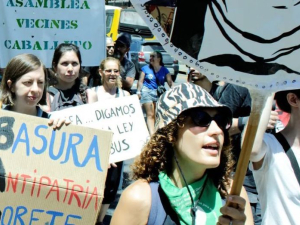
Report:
105,6,155,41
130,38,179,82
118,8,154,39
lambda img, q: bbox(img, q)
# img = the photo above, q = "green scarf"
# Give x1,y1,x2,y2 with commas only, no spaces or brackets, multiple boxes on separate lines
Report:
158,171,222,225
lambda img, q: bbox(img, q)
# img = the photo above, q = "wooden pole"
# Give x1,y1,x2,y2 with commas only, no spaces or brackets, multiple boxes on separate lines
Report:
229,90,272,197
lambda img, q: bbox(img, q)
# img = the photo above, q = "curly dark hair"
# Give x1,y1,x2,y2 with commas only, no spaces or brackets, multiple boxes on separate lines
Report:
132,112,234,198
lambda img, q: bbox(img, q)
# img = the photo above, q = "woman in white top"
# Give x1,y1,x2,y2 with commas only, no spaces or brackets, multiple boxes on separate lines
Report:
92,57,129,225
93,57,130,99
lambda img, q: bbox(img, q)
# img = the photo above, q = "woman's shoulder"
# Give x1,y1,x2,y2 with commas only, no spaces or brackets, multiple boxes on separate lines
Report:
161,66,170,74
142,64,151,71
120,89,130,97
111,179,151,225
122,179,151,203
86,88,98,103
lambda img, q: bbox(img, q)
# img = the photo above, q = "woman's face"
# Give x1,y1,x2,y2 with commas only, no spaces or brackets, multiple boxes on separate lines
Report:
101,60,120,85
149,53,160,65
8,66,45,109
174,108,225,169
54,50,80,84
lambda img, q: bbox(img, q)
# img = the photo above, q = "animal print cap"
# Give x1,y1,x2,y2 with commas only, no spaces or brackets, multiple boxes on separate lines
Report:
155,82,232,129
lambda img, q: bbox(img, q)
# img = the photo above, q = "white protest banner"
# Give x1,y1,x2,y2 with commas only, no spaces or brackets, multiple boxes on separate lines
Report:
0,0,106,67
131,0,300,91
50,95,150,163
0,110,113,224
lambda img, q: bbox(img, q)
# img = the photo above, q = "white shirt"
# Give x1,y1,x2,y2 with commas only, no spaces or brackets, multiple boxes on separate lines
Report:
251,133,300,225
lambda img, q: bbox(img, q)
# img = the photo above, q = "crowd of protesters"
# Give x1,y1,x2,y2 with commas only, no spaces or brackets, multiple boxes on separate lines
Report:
0,31,299,225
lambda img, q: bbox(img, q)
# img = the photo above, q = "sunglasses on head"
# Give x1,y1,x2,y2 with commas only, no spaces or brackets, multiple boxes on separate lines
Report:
188,109,232,130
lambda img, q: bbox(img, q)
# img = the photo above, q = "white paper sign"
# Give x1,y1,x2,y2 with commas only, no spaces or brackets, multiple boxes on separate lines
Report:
131,0,300,91
50,95,150,163
0,0,106,67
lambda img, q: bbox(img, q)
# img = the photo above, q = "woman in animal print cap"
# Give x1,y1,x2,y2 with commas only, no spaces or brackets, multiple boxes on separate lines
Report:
111,82,253,225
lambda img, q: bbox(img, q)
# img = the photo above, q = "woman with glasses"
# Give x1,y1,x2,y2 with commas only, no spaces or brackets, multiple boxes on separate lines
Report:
137,51,173,135
92,57,130,99
111,82,253,225
92,57,129,225
106,37,115,57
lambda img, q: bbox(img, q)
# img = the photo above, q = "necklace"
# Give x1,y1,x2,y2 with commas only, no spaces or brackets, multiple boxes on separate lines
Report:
191,176,208,225
173,153,209,225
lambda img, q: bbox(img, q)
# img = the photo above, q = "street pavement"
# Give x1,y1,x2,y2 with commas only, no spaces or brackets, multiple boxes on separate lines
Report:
102,65,188,224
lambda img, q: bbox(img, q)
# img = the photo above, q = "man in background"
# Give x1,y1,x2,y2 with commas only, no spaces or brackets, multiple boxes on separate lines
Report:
84,37,116,87
114,33,136,93
106,37,115,57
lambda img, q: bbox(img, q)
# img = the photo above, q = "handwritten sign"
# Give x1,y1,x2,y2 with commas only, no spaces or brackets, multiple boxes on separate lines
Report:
0,110,113,224
50,95,150,163
0,0,106,67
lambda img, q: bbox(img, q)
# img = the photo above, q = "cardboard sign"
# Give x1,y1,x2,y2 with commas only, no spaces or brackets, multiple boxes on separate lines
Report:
50,95,150,163
131,0,300,91
0,0,106,67
0,110,113,224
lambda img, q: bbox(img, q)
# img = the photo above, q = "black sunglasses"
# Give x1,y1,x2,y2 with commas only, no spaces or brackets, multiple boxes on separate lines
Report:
189,109,231,130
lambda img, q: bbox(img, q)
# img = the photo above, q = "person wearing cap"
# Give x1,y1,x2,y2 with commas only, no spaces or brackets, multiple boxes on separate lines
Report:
187,67,279,225
111,83,253,225
114,33,136,93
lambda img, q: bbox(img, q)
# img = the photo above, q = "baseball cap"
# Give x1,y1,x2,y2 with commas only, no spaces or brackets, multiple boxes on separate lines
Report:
116,33,131,47
155,82,232,129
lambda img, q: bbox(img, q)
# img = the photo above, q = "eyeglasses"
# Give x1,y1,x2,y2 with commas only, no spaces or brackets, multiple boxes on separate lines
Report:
150,55,156,58
104,69,119,74
107,46,114,49
189,109,232,130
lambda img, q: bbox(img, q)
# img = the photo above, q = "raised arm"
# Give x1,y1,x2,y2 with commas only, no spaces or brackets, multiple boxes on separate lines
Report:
242,92,275,170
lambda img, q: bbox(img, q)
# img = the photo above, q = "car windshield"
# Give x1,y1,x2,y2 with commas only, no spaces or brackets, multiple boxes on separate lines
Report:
142,44,164,52
106,13,113,34
120,11,147,26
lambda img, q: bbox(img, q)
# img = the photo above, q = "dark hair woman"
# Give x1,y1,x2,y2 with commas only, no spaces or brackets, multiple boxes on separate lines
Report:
111,82,253,225
47,43,97,111
136,51,174,135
